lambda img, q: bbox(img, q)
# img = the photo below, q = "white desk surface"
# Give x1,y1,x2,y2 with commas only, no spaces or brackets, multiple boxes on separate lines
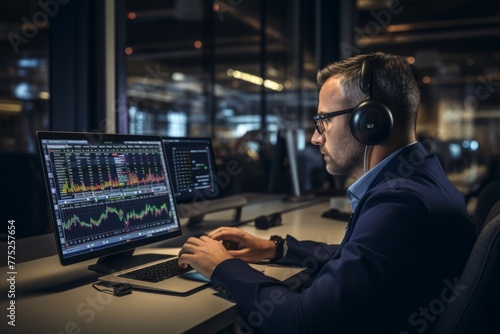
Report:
0,196,348,334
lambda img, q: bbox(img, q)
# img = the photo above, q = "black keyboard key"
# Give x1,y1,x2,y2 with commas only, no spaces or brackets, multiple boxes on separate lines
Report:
118,259,192,283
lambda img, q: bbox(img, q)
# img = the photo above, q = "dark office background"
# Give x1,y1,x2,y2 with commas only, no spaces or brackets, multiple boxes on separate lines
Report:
1,0,499,239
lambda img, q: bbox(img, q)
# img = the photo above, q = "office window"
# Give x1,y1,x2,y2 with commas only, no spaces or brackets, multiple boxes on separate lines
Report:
126,0,208,137
124,0,318,192
124,1,317,136
0,1,50,153
352,0,500,175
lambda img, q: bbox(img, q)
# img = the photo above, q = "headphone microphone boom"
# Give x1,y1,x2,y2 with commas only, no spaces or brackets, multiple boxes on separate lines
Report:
349,55,394,146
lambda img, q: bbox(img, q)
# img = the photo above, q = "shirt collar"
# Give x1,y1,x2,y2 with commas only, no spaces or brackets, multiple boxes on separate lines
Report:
347,141,418,212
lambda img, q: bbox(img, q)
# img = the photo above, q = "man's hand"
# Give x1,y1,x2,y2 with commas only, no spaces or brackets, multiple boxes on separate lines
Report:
208,227,276,263
178,236,233,278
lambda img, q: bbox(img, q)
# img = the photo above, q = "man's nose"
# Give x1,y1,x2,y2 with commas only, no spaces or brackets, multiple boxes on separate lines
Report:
311,130,323,146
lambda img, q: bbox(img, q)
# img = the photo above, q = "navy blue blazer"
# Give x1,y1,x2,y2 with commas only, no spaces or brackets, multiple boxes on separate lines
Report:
211,142,476,333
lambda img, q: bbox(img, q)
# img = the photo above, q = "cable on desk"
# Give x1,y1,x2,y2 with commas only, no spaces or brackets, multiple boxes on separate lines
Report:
92,281,133,297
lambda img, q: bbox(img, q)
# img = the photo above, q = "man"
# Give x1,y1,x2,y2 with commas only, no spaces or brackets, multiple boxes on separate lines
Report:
178,52,476,333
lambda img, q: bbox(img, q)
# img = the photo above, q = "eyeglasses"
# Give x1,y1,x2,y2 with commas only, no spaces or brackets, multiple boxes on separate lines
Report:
313,108,355,134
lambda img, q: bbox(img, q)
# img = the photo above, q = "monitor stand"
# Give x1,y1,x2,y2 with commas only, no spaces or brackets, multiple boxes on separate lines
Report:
176,195,247,225
284,128,316,203
88,249,171,274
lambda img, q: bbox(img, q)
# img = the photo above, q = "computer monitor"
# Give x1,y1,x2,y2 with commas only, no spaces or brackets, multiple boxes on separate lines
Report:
162,137,247,224
37,131,182,272
162,137,218,203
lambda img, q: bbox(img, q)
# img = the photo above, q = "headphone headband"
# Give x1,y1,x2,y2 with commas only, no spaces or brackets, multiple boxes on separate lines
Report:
360,55,376,98
350,54,393,146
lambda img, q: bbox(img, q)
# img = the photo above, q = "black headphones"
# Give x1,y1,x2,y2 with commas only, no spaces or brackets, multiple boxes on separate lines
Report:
254,212,282,230
349,55,394,146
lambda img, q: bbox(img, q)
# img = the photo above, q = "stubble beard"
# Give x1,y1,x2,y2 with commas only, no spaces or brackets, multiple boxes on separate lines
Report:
324,126,364,176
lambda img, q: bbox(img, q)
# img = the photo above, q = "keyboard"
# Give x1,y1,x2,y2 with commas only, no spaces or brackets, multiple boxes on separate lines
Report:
118,258,192,283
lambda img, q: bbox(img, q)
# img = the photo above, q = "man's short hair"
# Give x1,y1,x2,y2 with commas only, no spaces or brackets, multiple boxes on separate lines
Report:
317,52,420,133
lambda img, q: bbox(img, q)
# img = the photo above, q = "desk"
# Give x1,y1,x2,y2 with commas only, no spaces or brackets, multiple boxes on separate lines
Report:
0,197,347,334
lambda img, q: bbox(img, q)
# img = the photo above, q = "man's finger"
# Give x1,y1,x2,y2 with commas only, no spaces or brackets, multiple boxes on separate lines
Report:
177,254,192,268
207,227,239,239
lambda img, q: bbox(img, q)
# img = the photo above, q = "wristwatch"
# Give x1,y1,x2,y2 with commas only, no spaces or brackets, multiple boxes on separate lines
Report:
270,235,284,260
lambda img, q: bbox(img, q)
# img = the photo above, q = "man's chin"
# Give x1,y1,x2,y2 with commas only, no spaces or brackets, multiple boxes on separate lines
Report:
325,163,339,175
326,160,353,176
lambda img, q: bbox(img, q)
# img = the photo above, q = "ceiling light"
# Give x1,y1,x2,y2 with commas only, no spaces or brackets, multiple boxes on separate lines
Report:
0,100,23,113
227,69,283,91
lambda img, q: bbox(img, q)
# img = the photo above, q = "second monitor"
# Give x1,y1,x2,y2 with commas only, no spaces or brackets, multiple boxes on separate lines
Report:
162,137,247,224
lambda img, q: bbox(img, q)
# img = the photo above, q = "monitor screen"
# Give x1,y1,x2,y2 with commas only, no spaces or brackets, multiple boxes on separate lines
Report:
37,131,182,266
162,137,219,203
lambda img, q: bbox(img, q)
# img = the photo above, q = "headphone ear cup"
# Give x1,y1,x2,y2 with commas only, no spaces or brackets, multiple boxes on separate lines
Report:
350,99,393,146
